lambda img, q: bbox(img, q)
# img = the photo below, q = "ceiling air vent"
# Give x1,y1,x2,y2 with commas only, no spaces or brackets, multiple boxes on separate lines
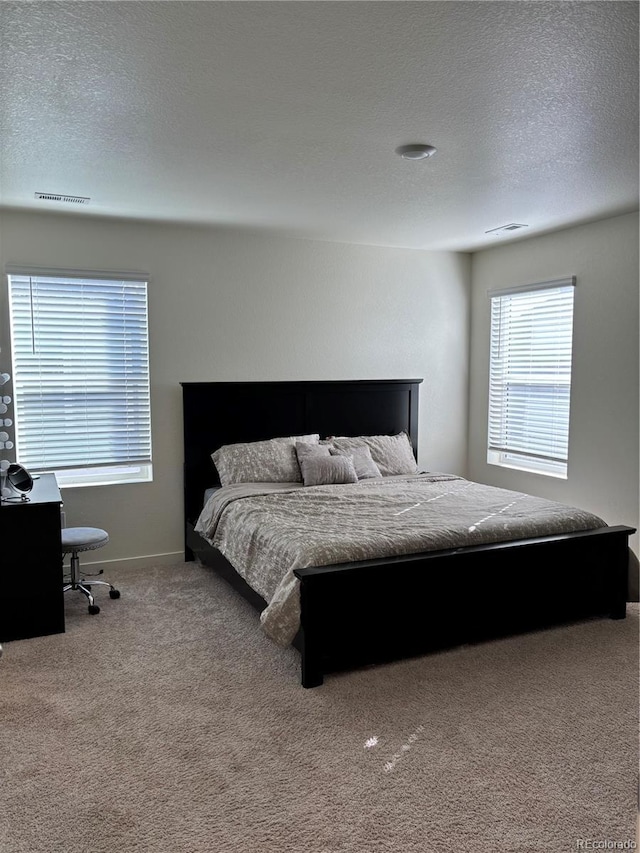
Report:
485,223,528,236
35,192,90,205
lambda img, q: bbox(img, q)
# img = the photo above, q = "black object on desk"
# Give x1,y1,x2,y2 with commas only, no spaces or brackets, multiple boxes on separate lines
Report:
0,472,65,641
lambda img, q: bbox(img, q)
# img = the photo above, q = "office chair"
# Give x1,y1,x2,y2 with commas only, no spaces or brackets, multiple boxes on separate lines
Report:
62,527,120,615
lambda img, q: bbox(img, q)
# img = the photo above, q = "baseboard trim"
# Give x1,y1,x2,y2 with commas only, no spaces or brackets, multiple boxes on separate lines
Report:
71,551,185,573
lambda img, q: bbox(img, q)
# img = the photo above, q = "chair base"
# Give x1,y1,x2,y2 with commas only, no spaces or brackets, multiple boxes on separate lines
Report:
63,551,120,614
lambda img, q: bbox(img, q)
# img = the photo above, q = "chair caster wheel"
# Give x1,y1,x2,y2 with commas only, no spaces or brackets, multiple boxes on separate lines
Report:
109,589,121,599
88,604,100,615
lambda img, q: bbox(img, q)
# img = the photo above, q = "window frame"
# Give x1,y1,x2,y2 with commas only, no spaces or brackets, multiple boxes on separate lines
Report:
5,266,152,489
486,276,576,480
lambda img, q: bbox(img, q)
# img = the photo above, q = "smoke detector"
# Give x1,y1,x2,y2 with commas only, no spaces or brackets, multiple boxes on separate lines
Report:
395,143,437,161
485,223,528,236
35,192,90,205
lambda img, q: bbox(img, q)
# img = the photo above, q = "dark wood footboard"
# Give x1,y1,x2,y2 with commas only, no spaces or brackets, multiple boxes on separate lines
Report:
293,525,634,687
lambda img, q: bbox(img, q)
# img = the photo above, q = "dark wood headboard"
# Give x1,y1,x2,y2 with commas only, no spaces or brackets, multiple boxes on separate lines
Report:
181,379,422,525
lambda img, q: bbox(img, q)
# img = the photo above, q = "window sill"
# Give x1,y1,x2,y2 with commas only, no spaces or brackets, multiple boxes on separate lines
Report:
58,475,153,489
487,459,567,480
37,464,153,489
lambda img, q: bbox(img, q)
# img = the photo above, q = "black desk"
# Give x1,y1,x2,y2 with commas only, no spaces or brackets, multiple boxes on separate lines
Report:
0,472,65,641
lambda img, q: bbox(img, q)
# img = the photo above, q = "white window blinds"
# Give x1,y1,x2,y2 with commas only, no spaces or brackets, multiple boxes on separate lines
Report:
8,273,151,474
487,277,575,478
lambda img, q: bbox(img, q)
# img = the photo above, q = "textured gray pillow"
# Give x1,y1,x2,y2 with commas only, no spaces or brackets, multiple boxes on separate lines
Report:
295,442,331,464
330,445,382,479
212,434,320,486
331,432,417,476
300,454,358,486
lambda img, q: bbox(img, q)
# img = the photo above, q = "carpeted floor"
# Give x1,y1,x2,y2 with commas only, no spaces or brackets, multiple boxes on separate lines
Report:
0,561,637,853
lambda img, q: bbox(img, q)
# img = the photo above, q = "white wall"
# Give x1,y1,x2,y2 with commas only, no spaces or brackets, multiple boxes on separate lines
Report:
0,209,471,568
468,212,639,564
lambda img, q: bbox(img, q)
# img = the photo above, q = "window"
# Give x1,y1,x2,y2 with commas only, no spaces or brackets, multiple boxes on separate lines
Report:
7,270,151,487
487,277,575,478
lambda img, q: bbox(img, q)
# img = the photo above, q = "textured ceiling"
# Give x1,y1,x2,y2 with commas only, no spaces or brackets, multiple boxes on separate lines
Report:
1,1,638,251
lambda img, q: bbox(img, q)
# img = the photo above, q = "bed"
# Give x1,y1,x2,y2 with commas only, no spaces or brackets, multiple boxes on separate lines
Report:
182,379,635,687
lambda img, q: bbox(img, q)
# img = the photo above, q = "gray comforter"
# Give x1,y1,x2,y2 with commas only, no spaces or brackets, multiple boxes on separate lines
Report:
194,474,605,646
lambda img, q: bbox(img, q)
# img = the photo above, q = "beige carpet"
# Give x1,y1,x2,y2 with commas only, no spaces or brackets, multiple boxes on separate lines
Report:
0,561,637,853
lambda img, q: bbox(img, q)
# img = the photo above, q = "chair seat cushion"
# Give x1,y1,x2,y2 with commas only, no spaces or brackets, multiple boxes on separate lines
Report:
61,527,109,553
